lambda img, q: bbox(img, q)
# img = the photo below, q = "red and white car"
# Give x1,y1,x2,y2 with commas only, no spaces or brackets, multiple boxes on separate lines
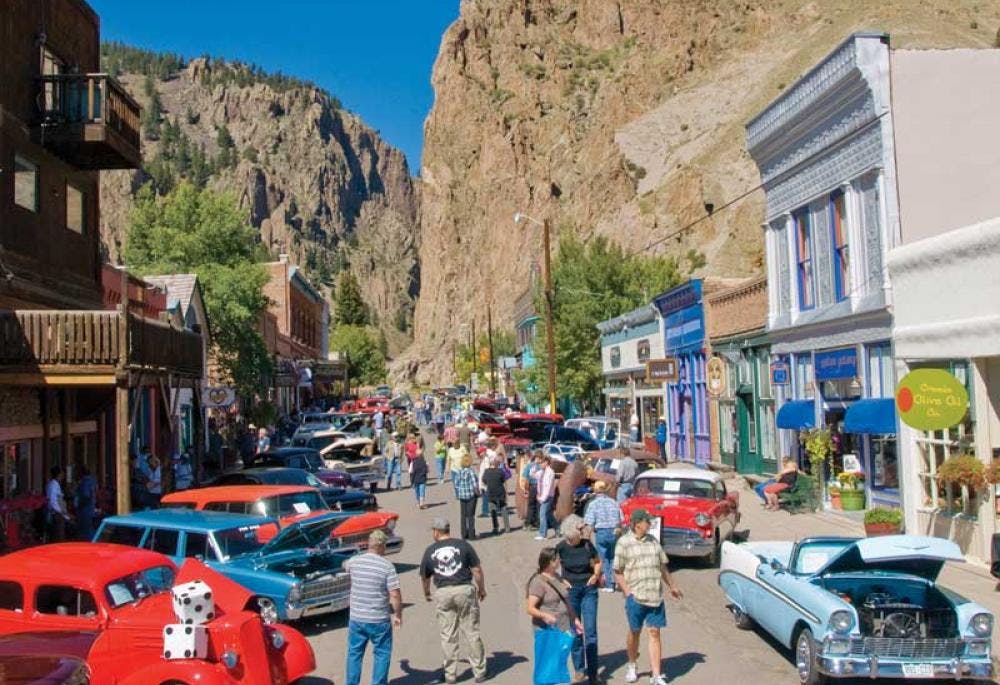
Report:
620,468,740,566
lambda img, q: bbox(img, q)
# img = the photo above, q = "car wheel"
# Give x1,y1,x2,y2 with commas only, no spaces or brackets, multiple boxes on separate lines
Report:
732,604,754,630
704,532,721,568
795,627,826,685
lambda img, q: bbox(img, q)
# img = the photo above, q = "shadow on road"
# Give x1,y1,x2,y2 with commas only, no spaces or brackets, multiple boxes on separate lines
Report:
599,649,706,680
394,651,527,684
298,678,335,685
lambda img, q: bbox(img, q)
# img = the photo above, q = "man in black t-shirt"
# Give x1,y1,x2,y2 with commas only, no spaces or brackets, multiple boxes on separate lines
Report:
419,518,488,684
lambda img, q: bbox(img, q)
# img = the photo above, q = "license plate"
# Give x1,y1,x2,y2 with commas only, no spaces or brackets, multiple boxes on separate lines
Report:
901,664,934,678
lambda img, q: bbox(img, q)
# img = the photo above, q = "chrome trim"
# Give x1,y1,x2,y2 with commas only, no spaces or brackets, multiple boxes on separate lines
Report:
717,569,821,624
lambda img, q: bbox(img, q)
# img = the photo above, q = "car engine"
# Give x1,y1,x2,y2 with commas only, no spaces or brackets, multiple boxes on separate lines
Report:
858,592,956,639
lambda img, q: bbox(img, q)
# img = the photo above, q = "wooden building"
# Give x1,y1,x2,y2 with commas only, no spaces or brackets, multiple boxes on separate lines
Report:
0,0,203,521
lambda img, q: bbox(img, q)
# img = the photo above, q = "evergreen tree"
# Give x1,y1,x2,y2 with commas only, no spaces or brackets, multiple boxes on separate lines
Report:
190,143,210,190
334,271,369,326
215,124,236,169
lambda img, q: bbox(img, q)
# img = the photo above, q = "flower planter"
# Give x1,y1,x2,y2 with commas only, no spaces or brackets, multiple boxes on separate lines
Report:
864,522,901,537
840,489,866,511
829,490,842,510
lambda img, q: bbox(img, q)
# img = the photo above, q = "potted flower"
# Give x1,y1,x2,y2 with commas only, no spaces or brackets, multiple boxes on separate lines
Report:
828,482,842,510
936,454,986,490
864,506,903,536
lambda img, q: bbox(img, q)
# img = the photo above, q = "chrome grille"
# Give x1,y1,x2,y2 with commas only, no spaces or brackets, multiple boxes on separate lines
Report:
301,573,350,602
337,532,369,547
849,637,965,659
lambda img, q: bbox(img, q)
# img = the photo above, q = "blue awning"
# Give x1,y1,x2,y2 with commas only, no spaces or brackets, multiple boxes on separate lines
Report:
844,398,897,435
776,400,816,430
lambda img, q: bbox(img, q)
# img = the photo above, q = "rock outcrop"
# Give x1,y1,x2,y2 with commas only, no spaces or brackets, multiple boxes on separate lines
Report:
100,58,420,343
403,0,998,384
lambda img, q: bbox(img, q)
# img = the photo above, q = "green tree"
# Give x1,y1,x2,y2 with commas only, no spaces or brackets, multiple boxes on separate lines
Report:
330,325,386,386
215,124,236,169
141,87,162,141
334,271,369,326
125,182,271,399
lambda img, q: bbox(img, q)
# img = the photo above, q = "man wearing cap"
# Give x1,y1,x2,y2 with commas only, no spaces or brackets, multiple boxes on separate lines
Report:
419,518,488,684
614,508,683,685
344,530,403,685
584,479,622,591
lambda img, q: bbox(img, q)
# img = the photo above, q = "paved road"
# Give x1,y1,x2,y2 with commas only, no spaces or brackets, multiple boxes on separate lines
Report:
298,473,807,685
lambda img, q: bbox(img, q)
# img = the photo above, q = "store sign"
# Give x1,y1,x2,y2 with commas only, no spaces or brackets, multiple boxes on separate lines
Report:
895,369,969,431
645,358,679,383
814,347,858,381
203,387,235,408
664,306,704,352
706,357,726,397
770,359,791,385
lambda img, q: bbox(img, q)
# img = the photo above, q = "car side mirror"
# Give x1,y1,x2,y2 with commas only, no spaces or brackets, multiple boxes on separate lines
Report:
770,559,786,574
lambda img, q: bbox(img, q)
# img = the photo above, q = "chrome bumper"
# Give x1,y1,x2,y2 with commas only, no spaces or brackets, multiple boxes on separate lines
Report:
658,527,713,557
817,654,992,679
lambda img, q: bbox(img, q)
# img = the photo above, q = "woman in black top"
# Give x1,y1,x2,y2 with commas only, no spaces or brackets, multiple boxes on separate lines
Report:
410,451,429,509
556,514,602,684
764,457,799,510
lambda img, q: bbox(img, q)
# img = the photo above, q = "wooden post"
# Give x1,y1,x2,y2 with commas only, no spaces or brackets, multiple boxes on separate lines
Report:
59,389,71,475
488,305,497,397
115,382,130,515
542,218,558,413
40,389,51,478
471,318,477,390
193,380,205,486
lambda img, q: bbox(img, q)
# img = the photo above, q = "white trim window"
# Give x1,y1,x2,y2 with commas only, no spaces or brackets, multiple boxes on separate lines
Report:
14,155,38,212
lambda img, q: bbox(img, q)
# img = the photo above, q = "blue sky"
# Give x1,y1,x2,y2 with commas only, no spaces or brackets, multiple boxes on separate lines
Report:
89,0,461,172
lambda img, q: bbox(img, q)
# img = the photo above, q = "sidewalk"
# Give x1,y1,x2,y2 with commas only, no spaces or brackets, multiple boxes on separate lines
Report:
730,474,1000,662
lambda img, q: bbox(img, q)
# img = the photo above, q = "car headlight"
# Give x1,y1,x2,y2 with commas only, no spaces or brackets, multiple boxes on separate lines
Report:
828,610,854,634
221,650,239,669
967,640,990,656
694,513,711,527
269,627,286,650
288,581,303,605
384,518,396,532
970,613,993,637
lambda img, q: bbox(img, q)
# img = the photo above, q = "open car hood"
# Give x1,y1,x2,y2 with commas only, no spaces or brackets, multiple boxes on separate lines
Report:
817,535,964,581
260,511,350,555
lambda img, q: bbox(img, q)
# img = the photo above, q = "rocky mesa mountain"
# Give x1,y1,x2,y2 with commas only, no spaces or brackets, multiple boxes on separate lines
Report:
401,0,998,384
99,48,420,343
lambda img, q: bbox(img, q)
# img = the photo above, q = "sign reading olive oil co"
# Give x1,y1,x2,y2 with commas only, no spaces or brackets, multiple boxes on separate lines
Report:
895,369,969,431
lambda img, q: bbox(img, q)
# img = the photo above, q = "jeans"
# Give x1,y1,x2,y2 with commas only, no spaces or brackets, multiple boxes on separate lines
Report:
526,483,539,528
754,479,775,502
658,441,667,461
345,619,393,685
451,472,461,498
489,497,509,533
413,483,426,503
594,528,617,590
385,459,400,490
480,491,490,517
568,584,599,679
538,498,554,538
436,457,446,481
460,497,477,539
616,482,634,504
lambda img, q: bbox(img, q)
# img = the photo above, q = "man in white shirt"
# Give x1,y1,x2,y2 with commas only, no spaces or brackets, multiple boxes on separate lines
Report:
477,442,498,518
535,455,556,540
46,466,69,542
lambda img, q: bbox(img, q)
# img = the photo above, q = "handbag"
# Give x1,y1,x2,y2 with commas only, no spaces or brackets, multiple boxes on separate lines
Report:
533,625,574,685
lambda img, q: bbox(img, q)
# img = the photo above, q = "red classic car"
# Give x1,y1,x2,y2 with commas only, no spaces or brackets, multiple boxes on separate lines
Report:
620,468,740,566
0,543,315,685
161,484,402,553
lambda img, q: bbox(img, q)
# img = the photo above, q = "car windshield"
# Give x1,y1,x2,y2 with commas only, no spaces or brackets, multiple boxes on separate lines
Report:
105,565,176,609
792,540,854,575
254,491,327,517
634,477,715,499
212,525,268,559
264,516,341,554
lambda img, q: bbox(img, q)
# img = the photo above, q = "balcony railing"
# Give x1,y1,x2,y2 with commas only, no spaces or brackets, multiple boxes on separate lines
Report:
0,310,203,378
33,74,142,170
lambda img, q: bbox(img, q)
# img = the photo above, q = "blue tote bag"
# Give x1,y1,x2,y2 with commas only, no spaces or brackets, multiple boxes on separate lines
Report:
533,626,574,685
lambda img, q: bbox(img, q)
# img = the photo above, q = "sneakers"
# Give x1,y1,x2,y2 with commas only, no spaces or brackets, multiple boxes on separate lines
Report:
624,662,638,683
650,676,669,685
534,535,547,540
600,587,615,593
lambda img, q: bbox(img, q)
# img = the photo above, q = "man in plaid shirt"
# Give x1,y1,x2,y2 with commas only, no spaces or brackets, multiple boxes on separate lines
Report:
453,455,480,539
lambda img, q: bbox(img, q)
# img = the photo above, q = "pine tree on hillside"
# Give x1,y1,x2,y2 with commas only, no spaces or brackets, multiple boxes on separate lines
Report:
335,271,369,326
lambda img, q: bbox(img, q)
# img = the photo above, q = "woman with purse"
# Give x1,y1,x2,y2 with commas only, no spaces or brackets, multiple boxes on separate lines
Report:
527,547,584,685
557,515,602,684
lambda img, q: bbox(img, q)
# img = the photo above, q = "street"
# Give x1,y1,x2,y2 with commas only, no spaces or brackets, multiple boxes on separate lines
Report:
296,469,987,685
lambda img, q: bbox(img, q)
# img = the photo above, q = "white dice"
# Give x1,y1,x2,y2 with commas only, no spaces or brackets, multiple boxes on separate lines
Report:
170,580,215,625
162,623,208,660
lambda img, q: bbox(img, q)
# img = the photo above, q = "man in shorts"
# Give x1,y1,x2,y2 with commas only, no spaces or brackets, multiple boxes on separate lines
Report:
613,509,683,685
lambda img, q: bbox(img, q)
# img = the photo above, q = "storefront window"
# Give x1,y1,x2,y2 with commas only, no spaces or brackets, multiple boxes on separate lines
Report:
760,401,778,462
758,353,773,400
719,401,737,456
871,437,898,489
640,397,662,441
1,442,30,497
794,354,814,399
866,342,894,398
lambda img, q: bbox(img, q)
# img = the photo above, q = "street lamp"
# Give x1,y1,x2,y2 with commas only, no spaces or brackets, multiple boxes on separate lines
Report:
514,211,557,414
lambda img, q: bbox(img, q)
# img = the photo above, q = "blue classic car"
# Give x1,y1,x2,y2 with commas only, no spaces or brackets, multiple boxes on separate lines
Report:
94,509,353,623
719,535,993,683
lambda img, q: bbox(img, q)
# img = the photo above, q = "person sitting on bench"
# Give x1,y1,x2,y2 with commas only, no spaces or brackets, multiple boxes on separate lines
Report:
764,458,798,511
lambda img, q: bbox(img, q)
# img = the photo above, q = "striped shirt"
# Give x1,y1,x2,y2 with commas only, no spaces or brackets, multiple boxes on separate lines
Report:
344,552,400,623
584,494,622,530
613,531,668,607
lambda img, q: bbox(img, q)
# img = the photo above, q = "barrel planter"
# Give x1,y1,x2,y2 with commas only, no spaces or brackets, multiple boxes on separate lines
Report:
840,489,866,511
864,522,901,537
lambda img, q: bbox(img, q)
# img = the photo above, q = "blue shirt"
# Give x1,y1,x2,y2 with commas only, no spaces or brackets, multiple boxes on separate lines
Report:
584,493,622,530
454,467,479,501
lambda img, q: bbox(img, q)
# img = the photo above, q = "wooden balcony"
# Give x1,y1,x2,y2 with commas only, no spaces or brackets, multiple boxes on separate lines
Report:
32,74,142,170
0,310,203,384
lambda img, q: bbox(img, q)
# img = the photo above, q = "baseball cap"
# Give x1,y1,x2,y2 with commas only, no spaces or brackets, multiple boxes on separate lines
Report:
431,517,450,532
631,508,652,525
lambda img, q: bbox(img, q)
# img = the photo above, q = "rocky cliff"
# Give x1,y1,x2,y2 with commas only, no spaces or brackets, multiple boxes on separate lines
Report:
402,0,998,384
99,55,420,345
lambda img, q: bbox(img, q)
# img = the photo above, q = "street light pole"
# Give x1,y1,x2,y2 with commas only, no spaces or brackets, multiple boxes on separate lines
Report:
542,218,557,413
487,304,497,397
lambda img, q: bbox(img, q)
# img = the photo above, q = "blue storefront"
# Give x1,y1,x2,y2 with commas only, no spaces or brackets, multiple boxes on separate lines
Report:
654,281,711,465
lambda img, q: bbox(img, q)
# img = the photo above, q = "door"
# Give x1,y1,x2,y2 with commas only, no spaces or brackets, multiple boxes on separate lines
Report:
736,393,763,474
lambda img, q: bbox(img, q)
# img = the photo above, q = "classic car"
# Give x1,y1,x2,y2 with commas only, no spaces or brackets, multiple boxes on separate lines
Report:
620,468,739,565
320,443,384,492
95,509,353,623
212,467,378,511
719,535,994,684
565,417,622,449
0,631,91,684
0,543,314,684
254,447,356,487
160,484,401,552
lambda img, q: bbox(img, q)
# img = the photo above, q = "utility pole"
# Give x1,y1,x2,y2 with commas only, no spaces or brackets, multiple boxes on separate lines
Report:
471,317,477,391
487,304,496,397
542,218,557,413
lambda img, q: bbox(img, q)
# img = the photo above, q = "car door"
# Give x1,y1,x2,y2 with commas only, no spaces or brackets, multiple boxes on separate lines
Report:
750,562,813,645
712,482,734,540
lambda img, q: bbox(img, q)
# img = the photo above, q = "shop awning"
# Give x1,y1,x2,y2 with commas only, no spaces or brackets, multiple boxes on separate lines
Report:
844,398,897,435
776,400,816,430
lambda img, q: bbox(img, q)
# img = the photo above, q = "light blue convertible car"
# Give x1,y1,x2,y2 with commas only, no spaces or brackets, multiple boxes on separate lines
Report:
719,535,993,684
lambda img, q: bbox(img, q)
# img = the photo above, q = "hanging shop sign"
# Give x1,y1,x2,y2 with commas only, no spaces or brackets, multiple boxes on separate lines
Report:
203,387,236,408
895,368,969,431
706,357,727,397
814,346,858,381
770,359,791,386
645,358,679,383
